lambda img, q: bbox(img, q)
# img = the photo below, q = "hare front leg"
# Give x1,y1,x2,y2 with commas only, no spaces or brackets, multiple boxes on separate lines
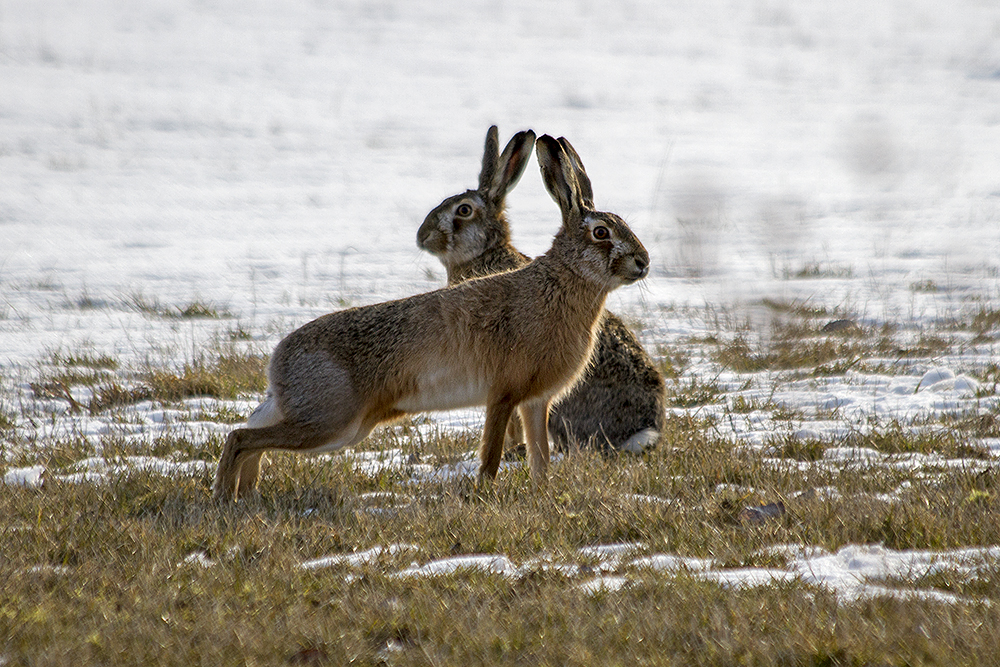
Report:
518,398,551,485
478,397,518,481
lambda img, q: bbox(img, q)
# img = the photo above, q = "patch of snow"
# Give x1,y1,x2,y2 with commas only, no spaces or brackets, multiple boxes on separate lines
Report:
393,554,519,579
624,494,676,507
918,367,956,389
631,555,713,572
578,542,647,567
339,448,410,476
179,552,215,568
277,539,1000,606
577,575,630,594
701,568,799,588
299,544,420,571
11,456,211,486
25,565,71,576
3,466,44,488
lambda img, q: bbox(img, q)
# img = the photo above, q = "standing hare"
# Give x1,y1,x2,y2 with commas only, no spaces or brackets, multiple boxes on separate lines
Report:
213,133,650,500
418,126,666,453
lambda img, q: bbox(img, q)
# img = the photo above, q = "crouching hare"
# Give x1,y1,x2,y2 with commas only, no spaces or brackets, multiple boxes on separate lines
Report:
213,133,649,500
418,126,666,453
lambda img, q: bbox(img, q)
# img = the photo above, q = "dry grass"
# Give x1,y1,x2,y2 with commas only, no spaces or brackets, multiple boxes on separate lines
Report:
29,347,269,415
4,306,1000,665
3,412,1000,665
122,293,232,320
712,316,955,375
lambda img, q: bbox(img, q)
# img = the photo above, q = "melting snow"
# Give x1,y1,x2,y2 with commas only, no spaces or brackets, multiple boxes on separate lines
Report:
393,554,520,579
298,544,420,571
293,542,998,605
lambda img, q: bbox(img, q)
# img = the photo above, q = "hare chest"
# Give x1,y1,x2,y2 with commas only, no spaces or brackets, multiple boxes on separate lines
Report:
393,365,490,413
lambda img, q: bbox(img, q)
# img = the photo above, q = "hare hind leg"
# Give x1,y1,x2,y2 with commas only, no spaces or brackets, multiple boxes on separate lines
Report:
233,393,285,497
214,358,375,500
214,422,328,500
235,453,264,497
214,417,379,501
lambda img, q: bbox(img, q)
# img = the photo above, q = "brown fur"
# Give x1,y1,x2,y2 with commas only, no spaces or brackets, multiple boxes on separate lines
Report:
418,126,666,453
214,132,649,500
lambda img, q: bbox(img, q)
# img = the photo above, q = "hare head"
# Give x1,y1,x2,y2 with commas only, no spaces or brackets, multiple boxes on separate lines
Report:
536,134,649,290
417,126,535,280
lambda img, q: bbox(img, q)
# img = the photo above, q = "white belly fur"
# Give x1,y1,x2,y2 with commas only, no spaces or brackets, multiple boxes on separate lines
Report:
394,366,489,413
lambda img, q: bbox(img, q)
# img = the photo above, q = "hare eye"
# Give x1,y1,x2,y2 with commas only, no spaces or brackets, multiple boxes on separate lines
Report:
592,226,611,241
456,203,474,218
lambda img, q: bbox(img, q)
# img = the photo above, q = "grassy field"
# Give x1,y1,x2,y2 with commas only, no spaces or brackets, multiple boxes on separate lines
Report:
3,300,1000,666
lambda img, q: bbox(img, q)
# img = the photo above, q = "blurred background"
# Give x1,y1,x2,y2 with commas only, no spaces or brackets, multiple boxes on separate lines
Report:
1,0,999,338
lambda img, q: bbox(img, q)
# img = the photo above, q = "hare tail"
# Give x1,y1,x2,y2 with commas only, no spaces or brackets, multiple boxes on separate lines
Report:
620,428,660,454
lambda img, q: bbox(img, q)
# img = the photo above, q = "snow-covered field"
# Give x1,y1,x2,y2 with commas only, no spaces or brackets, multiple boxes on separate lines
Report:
3,0,1000,601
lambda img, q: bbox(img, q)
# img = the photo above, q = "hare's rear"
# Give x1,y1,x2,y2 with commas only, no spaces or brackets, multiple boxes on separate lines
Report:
214,133,650,500
419,126,666,453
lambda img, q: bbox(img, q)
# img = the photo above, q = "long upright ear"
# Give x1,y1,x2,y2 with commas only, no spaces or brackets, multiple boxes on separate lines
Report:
556,137,594,209
486,130,536,203
536,134,581,220
478,125,501,193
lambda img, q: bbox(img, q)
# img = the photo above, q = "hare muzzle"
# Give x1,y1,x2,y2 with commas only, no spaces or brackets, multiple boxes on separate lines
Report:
622,251,649,283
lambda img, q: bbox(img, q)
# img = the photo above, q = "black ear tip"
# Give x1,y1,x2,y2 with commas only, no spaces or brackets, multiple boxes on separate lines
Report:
515,129,536,144
536,135,561,153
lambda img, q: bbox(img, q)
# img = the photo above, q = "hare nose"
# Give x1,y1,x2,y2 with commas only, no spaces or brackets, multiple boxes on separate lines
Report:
632,254,649,279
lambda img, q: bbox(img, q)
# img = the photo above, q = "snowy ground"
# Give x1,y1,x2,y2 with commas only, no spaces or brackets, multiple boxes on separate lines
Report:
3,0,1000,600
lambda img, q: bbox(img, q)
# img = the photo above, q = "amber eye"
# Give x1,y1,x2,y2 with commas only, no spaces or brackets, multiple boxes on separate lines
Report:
456,203,474,218
592,226,610,241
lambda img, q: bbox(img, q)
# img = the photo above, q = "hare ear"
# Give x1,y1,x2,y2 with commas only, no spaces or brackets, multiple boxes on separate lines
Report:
556,137,594,209
537,134,582,220
485,130,536,204
478,125,501,193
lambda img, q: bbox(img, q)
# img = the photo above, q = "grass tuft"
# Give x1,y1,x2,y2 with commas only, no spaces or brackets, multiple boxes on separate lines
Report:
713,319,952,374
89,351,268,414
123,292,232,319
665,376,725,407
783,262,853,280
142,351,267,401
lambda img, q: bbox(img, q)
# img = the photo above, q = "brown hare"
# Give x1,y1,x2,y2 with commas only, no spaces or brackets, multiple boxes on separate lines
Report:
213,133,649,500
418,126,666,453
